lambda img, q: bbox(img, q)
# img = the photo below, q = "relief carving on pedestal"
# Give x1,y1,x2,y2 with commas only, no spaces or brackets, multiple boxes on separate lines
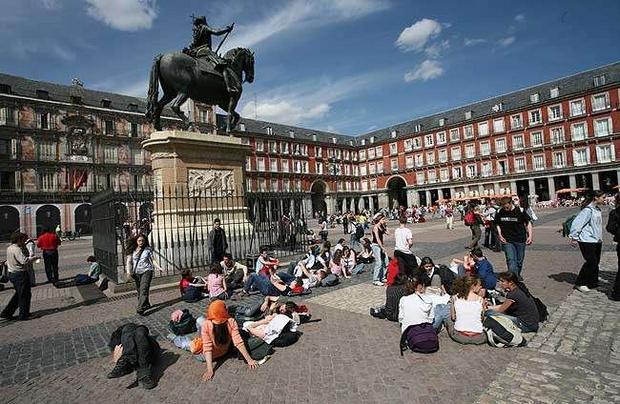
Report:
150,152,178,160
188,169,235,197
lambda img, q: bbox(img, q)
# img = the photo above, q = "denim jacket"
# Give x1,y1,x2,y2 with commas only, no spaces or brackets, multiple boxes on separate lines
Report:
569,204,603,243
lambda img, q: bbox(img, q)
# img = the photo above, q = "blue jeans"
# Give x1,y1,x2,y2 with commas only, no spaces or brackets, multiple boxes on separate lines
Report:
371,244,388,282
276,272,295,284
502,242,526,278
351,263,367,274
1,271,32,320
243,273,279,296
433,303,450,331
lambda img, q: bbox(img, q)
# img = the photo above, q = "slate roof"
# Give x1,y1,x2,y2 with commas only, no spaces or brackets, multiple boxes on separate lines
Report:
359,61,620,143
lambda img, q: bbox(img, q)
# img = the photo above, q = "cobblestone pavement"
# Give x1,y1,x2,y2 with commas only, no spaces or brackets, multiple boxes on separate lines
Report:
0,208,618,403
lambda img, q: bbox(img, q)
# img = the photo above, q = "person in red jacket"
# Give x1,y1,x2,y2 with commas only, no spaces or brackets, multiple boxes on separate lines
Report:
36,227,61,284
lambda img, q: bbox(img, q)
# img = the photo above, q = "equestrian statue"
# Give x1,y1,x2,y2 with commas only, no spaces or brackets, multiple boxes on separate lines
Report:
145,15,254,133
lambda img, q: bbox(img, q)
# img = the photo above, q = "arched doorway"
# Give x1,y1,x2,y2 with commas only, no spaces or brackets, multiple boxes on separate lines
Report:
74,204,92,235
0,206,20,241
36,205,61,236
387,176,407,209
311,181,327,217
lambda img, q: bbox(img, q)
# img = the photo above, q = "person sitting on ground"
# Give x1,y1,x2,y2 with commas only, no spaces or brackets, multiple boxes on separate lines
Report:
74,256,101,285
207,263,229,301
450,253,476,277
353,238,375,274
179,269,207,302
220,253,249,290
290,244,326,277
413,256,456,294
334,238,346,253
370,273,408,321
398,276,437,331
446,276,487,345
486,272,539,333
329,249,350,279
107,323,160,389
469,248,497,291
319,241,332,266
255,249,271,275
341,246,361,276
200,301,258,381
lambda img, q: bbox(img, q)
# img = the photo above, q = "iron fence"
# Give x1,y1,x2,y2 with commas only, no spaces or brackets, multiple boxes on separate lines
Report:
91,186,311,283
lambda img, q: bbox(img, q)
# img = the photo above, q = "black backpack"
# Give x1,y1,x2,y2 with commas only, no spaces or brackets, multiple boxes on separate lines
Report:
168,309,197,335
355,225,364,240
606,209,620,242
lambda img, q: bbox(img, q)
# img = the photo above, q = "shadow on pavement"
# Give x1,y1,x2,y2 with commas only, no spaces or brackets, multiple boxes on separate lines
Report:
143,297,184,316
548,272,578,284
152,350,180,385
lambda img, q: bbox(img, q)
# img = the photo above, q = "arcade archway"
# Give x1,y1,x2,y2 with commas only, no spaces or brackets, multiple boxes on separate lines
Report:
74,204,92,235
311,180,328,217
36,205,61,236
0,206,20,241
386,176,407,209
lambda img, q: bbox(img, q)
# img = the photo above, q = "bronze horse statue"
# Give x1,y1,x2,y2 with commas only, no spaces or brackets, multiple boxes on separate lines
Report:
145,47,254,132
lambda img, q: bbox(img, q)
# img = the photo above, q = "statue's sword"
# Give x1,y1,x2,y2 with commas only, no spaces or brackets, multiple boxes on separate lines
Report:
215,22,235,55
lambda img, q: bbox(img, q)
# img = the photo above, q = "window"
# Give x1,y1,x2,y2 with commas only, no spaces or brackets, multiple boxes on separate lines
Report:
370,136,375,144
369,162,376,174
451,146,461,161
530,131,543,147
573,148,589,166
463,125,474,139
390,143,398,155
37,141,56,160
426,151,435,165
416,171,425,185
281,142,289,154
302,161,309,174
0,171,15,190
38,112,51,130
512,134,524,150
130,122,141,137
495,138,506,153
255,140,264,152
478,121,489,137
440,168,449,181
414,124,422,133
270,158,277,172
548,105,562,121
0,107,17,126
481,162,492,177
103,145,117,163
415,154,424,167
360,164,367,176
377,161,383,173
406,156,414,169
529,109,541,125
239,123,246,131
359,149,366,160
550,87,559,98
510,114,522,129
198,108,210,123
427,170,437,183
553,152,565,168
493,118,505,133
270,179,279,192
514,157,526,173
257,157,265,171
465,143,475,158
593,74,606,87
424,134,434,147
436,131,446,144
361,139,366,146
594,117,612,137
104,119,114,135
452,166,462,179
466,164,477,178
265,126,273,135
282,179,290,192
592,93,610,111
245,157,252,171
404,139,413,152
269,141,277,153
368,148,376,159
530,93,539,103
449,128,460,142
38,171,57,192
480,141,490,156
497,160,508,175
439,118,446,127
292,143,301,155
551,127,564,144
533,155,545,171
316,146,323,158
438,149,448,162
570,99,585,117
258,179,266,192
316,162,324,175
390,130,397,138
596,144,614,163
132,149,143,164
465,111,472,120
391,159,398,171
413,137,422,149
571,122,587,141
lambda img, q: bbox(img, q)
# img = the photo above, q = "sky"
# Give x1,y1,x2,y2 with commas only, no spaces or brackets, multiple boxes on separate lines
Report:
1,0,619,136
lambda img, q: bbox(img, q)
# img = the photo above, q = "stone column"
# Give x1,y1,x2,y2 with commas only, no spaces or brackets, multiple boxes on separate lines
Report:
591,172,600,190
407,189,419,206
437,189,444,200
378,193,389,209
493,182,500,196
510,181,517,195
528,179,536,198
547,177,556,200
569,175,577,190
369,196,375,212
303,195,313,218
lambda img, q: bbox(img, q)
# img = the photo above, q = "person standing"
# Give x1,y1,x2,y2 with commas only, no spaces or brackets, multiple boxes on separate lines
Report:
605,193,620,301
371,213,389,286
126,235,162,315
495,197,533,281
1,232,39,321
464,202,483,249
207,218,228,264
569,191,605,293
342,213,349,235
445,203,454,230
36,227,61,284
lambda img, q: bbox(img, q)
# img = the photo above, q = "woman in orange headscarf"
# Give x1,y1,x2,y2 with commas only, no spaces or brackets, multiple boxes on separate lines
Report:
201,300,258,381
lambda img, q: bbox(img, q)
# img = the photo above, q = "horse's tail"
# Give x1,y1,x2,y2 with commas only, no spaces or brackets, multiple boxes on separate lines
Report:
145,54,162,121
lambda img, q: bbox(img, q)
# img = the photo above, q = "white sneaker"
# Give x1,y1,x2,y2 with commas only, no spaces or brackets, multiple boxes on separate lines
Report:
373,281,384,286
257,355,271,365
576,285,590,293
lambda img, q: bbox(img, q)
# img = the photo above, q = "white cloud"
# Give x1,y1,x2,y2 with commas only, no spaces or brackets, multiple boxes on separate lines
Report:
9,38,75,61
225,0,389,51
424,39,450,58
41,0,61,10
515,14,525,22
395,18,443,52
404,60,444,82
248,101,330,123
498,36,516,47
85,0,158,31
464,38,487,46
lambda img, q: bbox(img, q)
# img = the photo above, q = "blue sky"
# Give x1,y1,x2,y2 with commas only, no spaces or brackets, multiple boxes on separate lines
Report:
1,0,619,135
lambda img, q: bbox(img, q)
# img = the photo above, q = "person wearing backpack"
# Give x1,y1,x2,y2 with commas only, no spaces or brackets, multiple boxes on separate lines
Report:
570,190,605,293
607,193,620,301
486,272,539,333
398,276,439,354
495,197,533,281
464,202,483,249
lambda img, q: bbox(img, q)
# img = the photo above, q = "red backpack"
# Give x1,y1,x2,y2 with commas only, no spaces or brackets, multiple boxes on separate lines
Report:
464,210,476,226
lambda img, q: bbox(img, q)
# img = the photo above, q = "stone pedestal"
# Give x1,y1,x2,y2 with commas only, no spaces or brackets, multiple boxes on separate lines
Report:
142,130,252,270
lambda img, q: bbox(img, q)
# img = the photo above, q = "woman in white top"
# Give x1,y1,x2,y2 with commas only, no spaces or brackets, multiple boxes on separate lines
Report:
125,235,162,315
446,276,487,345
398,277,434,333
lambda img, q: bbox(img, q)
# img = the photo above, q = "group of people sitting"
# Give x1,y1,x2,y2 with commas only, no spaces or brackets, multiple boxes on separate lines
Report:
371,246,543,351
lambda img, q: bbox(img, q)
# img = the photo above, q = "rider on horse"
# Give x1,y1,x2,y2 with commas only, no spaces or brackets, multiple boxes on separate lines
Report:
183,15,240,95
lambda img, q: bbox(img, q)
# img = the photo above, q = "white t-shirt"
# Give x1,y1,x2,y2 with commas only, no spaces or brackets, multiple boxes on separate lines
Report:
394,227,413,254
398,293,434,333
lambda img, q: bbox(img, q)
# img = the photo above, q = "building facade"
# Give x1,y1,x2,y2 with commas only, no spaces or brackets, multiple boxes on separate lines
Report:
1,62,619,239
